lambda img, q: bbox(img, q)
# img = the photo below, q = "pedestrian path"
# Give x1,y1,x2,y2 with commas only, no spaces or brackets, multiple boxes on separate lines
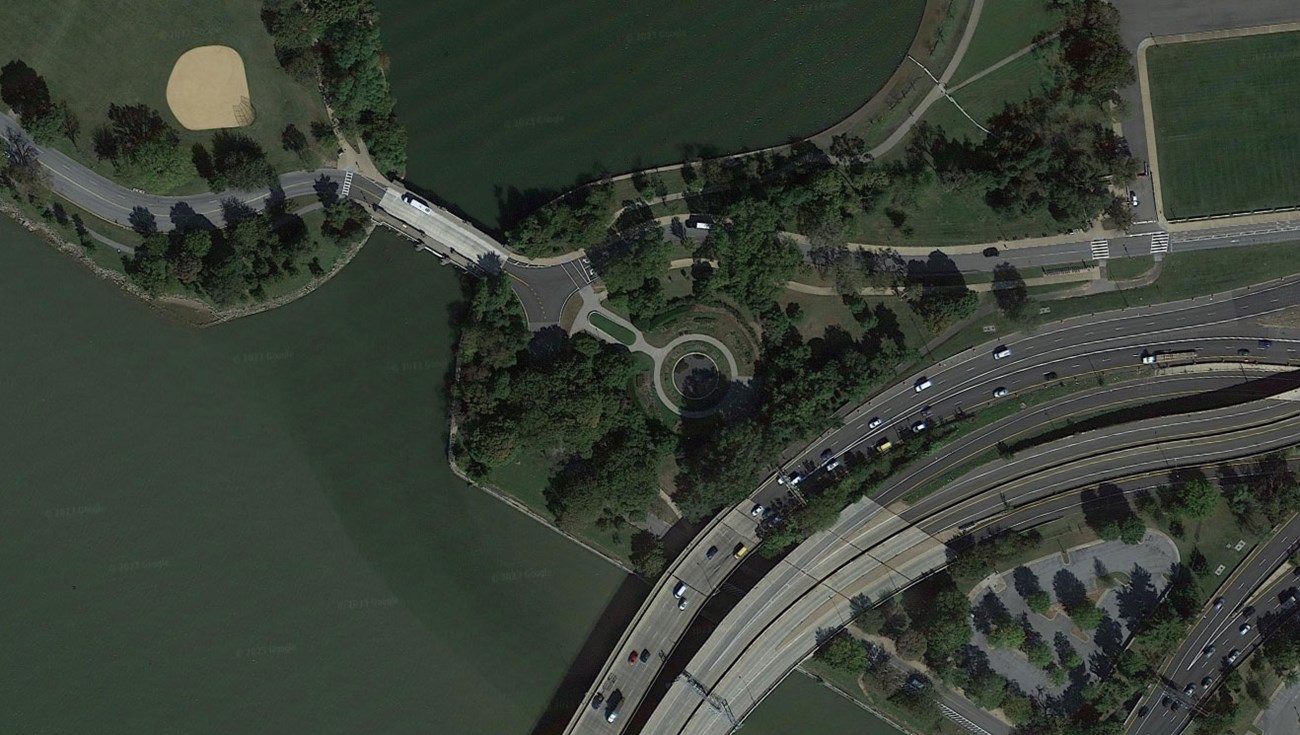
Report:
1150,231,1170,256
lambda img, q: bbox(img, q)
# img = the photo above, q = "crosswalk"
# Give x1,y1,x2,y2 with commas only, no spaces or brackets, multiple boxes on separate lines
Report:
340,170,354,198
1150,231,1170,256
1090,238,1110,260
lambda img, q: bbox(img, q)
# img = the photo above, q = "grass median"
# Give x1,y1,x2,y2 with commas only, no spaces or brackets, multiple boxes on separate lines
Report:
588,311,637,345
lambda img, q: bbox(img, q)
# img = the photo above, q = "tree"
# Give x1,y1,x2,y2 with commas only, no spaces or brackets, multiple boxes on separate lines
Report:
281,123,308,155
896,629,928,660
814,632,868,673
1027,640,1053,668
205,131,275,190
1068,599,1102,630
1028,590,1052,616
629,531,667,577
1172,477,1219,519
102,103,194,190
0,60,70,145
988,622,1026,650
966,669,1008,710
364,113,407,175
1003,694,1034,724
992,263,1030,320
321,199,370,246
126,233,171,293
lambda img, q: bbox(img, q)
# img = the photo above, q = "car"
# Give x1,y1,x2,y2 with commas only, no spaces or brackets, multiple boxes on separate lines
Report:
733,543,749,559
673,581,687,598
1227,648,1241,664
1201,676,1213,687
1171,700,1181,712
875,438,893,453
905,674,929,691
1184,683,1195,696
1283,590,1298,608
1043,371,1058,381
912,420,927,433
1244,606,1256,617
1237,348,1250,356
678,596,687,611
1138,706,1150,717
751,504,765,517
820,448,834,463
868,417,882,429
1214,597,1225,611
1161,696,1171,708
605,689,623,722
1129,191,1139,207
826,458,843,472
706,545,718,559
788,473,804,486
1241,623,1253,635
1202,644,1216,659
914,377,932,392
993,345,1012,360
591,693,604,709
641,648,650,663
628,650,639,664
993,387,1009,398
1260,338,1274,349
920,405,932,417
982,246,1000,258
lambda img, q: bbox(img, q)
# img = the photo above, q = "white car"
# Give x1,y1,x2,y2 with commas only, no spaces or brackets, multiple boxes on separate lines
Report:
1129,191,1139,207
993,387,1009,398
751,504,765,517
993,345,1011,360
1227,648,1240,664
914,378,932,393
1240,623,1252,635
678,597,687,611
673,582,687,599
868,417,882,429
912,420,927,433
826,459,842,472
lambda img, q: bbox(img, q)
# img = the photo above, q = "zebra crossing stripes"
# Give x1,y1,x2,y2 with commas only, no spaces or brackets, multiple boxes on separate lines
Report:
340,170,355,198
1090,238,1110,260
1150,231,1170,255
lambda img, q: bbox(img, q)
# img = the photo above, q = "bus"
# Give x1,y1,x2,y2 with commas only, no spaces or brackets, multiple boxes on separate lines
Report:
401,192,434,215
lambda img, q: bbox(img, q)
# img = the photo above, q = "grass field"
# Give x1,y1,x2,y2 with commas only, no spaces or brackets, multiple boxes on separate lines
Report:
948,0,1061,86
1104,255,1155,282
849,176,1064,246
383,0,927,227
0,0,331,193
1147,32,1300,219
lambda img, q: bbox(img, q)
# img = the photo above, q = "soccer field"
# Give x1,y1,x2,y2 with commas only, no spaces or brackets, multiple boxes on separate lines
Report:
1147,31,1300,220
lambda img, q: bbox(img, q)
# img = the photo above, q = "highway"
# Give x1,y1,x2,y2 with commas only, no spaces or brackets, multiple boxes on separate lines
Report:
645,403,1300,735
565,274,1300,735
1128,513,1300,735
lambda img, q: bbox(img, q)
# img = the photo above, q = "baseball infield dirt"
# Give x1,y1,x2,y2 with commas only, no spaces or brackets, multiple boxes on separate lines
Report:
166,46,253,130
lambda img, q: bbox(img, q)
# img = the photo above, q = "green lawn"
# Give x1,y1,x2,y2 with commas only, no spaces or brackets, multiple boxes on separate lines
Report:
948,0,1061,86
1105,255,1154,282
1147,32,1300,219
849,176,1064,246
952,50,1056,126
1041,239,1300,323
588,311,638,345
385,0,927,227
0,0,331,194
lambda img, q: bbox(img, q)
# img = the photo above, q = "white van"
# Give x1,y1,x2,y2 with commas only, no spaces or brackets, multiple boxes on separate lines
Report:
993,345,1011,360
673,581,687,599
401,193,434,215
914,378,932,393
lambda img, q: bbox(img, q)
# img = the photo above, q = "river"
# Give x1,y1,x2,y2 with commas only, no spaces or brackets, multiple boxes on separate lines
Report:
0,219,898,735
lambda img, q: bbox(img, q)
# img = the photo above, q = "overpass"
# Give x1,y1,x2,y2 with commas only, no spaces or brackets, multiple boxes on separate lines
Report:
647,397,1300,735
563,274,1300,733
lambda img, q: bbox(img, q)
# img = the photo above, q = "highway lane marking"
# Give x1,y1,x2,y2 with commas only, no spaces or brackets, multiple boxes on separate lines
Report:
885,376,1254,498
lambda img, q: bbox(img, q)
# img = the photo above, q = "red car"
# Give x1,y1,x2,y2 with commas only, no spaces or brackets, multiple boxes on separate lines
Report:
628,650,639,665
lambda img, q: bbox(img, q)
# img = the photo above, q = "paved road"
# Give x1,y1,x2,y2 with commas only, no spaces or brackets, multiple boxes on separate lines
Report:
1127,514,1300,735
625,278,1300,732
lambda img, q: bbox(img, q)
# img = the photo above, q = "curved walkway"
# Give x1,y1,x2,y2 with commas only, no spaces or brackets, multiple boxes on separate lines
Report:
569,286,747,418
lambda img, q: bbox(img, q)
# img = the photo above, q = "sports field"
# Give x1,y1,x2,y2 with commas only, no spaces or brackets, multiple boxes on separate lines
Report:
1147,31,1300,220
380,0,927,227
0,0,329,193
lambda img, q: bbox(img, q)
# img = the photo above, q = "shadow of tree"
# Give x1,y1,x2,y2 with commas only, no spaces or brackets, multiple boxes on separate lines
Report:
128,206,156,234
1053,568,1089,610
1116,564,1160,630
167,202,212,233
1013,566,1043,600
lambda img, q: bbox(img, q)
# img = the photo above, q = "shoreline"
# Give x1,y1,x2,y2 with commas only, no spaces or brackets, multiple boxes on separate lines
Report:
0,199,376,328
443,410,634,576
